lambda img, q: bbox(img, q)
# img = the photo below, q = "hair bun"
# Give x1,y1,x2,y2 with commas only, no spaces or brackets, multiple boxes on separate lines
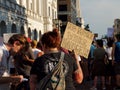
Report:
53,28,59,33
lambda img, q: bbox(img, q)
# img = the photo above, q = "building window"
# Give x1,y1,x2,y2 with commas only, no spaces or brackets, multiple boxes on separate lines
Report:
19,0,22,5
34,29,37,40
39,30,42,40
59,5,67,11
48,6,50,16
26,0,28,10
28,28,31,39
30,2,32,10
1,0,6,5
36,0,39,14
55,11,57,18
0,21,7,37
11,24,17,33
58,15,67,21
20,26,25,34
52,9,54,19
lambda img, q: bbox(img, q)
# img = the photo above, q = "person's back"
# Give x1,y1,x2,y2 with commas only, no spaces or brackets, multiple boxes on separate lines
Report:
91,39,106,90
89,42,96,59
31,40,43,59
112,33,120,89
114,42,120,62
29,29,83,90
31,51,78,90
94,47,106,61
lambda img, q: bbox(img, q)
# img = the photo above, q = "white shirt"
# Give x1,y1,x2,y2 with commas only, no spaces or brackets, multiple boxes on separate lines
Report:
105,47,112,60
78,55,81,61
0,43,10,76
32,48,42,59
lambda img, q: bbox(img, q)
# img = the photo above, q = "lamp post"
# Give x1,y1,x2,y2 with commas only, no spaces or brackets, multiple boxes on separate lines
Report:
53,19,62,34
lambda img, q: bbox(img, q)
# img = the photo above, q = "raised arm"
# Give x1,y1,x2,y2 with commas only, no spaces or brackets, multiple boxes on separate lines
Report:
71,50,83,84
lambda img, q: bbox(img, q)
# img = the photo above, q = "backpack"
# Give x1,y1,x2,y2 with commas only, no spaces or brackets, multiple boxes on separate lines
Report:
37,52,65,90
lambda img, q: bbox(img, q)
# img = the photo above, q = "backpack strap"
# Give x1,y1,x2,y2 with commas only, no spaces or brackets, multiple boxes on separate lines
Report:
59,52,65,62
37,52,65,90
50,51,65,73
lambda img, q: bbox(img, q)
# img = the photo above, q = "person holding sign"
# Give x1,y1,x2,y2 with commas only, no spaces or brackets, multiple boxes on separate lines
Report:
29,29,83,90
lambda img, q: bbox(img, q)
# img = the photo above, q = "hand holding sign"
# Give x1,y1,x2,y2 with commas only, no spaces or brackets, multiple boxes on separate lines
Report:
61,22,94,58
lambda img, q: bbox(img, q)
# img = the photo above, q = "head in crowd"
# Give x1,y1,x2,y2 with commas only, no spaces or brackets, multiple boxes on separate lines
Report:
96,39,103,48
8,34,27,53
115,33,120,41
36,41,43,51
31,40,38,48
41,28,61,50
107,39,114,47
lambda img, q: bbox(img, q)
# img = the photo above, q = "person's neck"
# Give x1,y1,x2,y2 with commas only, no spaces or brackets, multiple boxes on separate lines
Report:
45,48,59,54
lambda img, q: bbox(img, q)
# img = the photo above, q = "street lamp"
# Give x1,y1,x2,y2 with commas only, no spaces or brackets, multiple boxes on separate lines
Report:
53,19,62,33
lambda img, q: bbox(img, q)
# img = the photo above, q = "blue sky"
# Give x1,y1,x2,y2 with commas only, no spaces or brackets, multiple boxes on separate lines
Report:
80,0,120,38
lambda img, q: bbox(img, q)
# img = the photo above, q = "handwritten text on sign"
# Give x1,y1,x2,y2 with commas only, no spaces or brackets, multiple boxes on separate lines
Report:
61,22,94,58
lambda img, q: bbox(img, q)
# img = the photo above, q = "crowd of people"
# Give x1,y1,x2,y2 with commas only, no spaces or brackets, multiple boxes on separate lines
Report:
0,28,83,90
88,33,120,90
0,28,120,90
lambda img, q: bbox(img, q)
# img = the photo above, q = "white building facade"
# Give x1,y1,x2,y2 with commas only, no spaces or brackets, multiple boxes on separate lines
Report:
0,0,57,41
76,0,84,28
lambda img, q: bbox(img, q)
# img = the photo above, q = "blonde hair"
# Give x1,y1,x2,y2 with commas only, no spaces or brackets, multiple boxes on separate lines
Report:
31,40,38,48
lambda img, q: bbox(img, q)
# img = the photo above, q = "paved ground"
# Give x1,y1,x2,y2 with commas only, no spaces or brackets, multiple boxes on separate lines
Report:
75,78,116,90
76,61,117,90
0,78,116,90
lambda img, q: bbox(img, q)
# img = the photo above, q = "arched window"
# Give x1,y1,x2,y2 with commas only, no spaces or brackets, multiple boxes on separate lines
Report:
34,29,37,40
20,26,25,34
39,30,42,40
0,21,7,37
11,24,17,33
28,28,31,39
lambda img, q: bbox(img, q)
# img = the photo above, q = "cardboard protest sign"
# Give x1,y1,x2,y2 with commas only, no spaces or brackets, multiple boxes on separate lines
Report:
107,28,114,38
61,22,94,58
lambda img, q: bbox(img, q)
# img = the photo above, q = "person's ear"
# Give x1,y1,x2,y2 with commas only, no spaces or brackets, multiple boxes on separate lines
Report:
14,41,21,46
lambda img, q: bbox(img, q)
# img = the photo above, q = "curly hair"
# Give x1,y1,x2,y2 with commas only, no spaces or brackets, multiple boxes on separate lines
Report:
96,39,103,47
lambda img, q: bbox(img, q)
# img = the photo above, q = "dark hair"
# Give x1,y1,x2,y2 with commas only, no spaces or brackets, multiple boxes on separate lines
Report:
107,39,114,47
41,29,61,48
115,33,120,41
8,34,26,45
36,41,43,50
31,40,37,48
96,39,103,47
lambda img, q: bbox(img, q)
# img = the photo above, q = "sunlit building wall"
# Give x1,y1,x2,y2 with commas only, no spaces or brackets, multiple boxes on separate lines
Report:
0,0,57,41
58,0,77,35
76,0,84,28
